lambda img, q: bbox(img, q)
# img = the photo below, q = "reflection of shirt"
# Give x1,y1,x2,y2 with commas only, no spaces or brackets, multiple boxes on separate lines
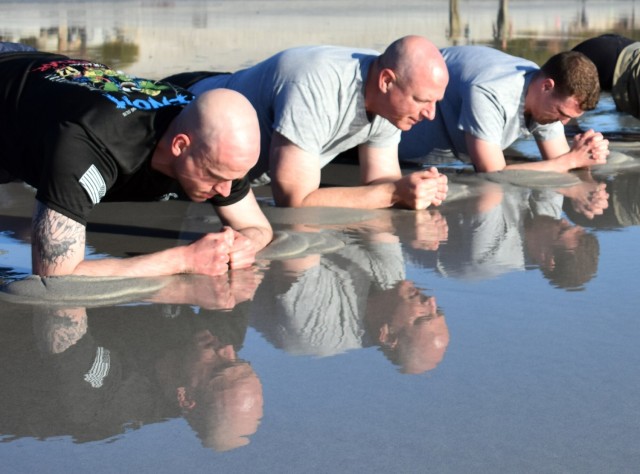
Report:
251,240,405,357
436,188,563,280
0,304,250,442
399,46,565,164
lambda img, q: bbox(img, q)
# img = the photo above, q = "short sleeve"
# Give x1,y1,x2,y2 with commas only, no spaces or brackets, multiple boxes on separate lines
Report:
209,177,250,207
273,81,332,156
530,120,565,141
460,85,507,145
36,123,119,225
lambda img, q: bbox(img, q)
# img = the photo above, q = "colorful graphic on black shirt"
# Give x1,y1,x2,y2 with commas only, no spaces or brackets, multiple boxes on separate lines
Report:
33,59,192,110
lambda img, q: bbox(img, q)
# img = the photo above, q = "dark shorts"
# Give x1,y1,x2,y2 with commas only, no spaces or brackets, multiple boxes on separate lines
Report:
0,42,36,53
161,71,230,90
572,34,635,90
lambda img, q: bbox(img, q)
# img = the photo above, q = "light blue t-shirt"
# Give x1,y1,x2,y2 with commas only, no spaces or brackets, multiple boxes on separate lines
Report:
190,46,401,179
399,45,565,165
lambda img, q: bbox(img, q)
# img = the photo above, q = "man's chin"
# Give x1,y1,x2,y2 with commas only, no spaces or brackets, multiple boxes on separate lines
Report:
397,121,416,131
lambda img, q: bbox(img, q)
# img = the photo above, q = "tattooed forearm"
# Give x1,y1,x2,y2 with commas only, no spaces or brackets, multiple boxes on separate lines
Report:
32,202,86,274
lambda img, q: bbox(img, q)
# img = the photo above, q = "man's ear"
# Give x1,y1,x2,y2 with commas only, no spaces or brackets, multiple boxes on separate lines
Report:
379,68,396,93
171,133,191,157
542,77,555,93
378,323,398,349
216,344,237,362
176,386,196,411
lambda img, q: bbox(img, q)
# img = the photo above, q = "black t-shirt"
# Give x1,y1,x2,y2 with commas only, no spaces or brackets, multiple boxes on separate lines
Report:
572,34,636,91
0,52,249,225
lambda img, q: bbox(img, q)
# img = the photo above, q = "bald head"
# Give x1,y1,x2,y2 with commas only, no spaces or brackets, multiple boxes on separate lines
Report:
379,35,448,86
368,35,449,129
154,88,262,201
177,88,261,172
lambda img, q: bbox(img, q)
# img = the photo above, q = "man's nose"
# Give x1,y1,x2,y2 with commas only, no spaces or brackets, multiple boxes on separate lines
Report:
421,104,436,121
213,180,232,197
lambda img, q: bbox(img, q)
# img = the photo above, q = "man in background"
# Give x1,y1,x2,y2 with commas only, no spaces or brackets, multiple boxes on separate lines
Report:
399,47,610,173
165,35,450,211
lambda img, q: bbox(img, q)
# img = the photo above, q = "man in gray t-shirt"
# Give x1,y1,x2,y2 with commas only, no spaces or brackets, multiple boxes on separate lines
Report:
399,46,610,173
168,36,450,211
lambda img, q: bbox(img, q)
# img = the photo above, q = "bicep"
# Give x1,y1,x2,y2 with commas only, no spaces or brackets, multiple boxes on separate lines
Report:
31,201,87,276
536,135,570,160
269,132,322,207
465,133,507,172
358,144,401,184
216,189,271,232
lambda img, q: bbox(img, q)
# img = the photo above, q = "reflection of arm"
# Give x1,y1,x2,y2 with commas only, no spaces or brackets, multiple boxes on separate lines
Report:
145,270,263,310
33,306,88,355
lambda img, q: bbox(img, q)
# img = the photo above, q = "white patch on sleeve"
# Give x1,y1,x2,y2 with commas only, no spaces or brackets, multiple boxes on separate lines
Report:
79,164,107,205
84,346,111,388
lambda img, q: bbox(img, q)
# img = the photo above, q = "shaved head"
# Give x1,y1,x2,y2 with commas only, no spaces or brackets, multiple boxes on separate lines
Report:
379,35,448,88
366,35,448,129
177,88,261,172
154,88,262,201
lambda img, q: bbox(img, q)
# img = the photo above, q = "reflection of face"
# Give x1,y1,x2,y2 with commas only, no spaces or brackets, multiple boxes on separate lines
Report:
181,329,263,452
390,281,449,374
370,280,450,374
396,313,449,374
529,218,585,270
196,362,264,452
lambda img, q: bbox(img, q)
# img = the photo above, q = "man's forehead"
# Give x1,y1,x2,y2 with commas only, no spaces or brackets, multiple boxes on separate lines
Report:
559,96,584,117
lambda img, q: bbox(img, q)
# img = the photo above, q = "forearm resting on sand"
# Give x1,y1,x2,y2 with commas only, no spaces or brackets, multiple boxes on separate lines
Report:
31,203,259,277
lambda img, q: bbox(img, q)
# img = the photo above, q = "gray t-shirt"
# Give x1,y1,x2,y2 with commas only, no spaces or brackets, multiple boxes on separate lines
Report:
436,187,563,280
250,239,406,357
190,46,401,179
399,46,565,164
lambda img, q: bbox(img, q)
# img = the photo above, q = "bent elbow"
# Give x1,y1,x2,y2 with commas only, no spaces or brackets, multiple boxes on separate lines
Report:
273,191,306,208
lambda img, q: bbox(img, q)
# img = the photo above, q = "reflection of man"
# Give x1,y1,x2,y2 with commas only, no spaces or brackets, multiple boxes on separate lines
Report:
165,36,449,210
1,292,263,450
523,214,599,290
250,230,449,374
399,47,609,173
563,169,640,230
407,182,601,290
364,280,449,374
156,319,263,452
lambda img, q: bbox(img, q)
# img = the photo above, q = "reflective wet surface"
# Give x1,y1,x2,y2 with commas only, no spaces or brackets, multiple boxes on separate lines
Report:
1,1,640,473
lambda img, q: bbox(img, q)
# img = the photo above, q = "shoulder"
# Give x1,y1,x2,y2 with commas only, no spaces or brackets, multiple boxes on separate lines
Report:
275,45,377,73
444,46,536,76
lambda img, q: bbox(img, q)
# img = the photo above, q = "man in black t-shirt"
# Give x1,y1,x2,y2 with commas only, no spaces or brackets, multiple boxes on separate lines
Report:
572,34,640,118
0,46,272,277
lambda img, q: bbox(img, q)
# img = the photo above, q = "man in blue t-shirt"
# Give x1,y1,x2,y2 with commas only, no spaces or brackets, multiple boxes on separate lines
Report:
0,47,272,277
399,46,610,173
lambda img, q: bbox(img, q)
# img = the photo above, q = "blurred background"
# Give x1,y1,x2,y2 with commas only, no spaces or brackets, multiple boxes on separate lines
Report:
0,0,637,76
